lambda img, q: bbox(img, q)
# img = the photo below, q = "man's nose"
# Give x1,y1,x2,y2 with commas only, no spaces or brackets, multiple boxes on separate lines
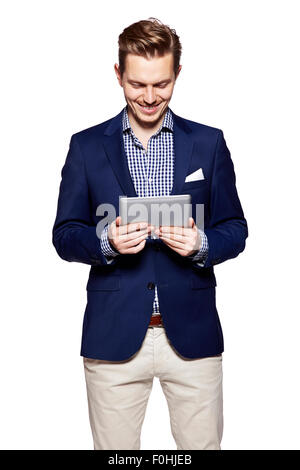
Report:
143,86,156,105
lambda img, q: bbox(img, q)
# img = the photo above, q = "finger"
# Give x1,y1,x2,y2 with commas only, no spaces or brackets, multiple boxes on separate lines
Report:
110,229,148,245
159,232,187,243
188,217,195,228
174,247,189,256
120,231,149,247
120,221,149,235
161,234,198,251
160,225,192,236
160,238,191,257
160,235,187,249
109,216,121,239
112,224,152,244
124,238,147,254
128,221,148,231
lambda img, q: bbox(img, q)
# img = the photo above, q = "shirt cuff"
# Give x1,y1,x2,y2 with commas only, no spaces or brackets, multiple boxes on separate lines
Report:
187,229,209,267
100,225,120,263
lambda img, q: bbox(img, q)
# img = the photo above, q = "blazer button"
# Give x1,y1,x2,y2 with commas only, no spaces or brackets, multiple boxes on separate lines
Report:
147,282,155,290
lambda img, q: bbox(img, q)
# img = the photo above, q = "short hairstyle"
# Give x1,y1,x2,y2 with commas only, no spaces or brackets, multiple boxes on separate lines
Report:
118,17,182,78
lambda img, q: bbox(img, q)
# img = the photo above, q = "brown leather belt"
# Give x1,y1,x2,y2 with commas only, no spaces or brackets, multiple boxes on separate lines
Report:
148,314,163,327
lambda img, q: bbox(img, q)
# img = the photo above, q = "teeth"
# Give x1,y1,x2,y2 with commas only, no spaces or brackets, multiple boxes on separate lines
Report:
140,104,157,109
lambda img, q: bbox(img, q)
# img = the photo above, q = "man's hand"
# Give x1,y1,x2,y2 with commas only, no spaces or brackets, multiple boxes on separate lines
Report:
154,217,202,257
108,216,154,255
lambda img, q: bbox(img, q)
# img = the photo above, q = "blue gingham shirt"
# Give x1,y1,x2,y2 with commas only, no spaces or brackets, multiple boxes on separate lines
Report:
100,106,209,316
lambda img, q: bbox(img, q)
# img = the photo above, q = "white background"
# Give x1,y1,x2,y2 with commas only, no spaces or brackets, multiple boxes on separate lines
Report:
1,0,299,450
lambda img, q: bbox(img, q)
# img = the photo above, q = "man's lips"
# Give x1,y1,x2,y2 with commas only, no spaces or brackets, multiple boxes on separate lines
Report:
137,103,162,114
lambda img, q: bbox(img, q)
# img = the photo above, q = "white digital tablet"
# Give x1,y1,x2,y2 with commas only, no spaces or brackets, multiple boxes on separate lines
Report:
119,194,192,228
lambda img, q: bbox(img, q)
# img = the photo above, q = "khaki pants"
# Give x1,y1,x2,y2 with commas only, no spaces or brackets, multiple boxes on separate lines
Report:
83,326,223,450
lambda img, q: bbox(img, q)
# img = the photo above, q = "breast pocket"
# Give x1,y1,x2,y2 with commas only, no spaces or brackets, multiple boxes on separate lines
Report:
182,179,208,190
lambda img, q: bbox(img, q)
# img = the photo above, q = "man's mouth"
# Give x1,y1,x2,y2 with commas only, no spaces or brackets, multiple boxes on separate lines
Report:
137,103,162,114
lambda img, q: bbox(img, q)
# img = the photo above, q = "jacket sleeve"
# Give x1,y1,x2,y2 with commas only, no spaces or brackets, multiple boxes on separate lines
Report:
52,134,117,266
199,130,248,269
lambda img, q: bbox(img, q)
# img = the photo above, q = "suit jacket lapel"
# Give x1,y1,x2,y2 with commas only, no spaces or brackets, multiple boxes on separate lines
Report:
169,109,194,195
102,107,194,197
102,110,138,197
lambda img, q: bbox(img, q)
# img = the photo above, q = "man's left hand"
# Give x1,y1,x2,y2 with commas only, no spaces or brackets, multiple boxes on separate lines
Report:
154,217,202,257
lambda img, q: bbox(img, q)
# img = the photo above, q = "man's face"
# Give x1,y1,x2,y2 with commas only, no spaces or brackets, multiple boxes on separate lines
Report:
115,52,181,128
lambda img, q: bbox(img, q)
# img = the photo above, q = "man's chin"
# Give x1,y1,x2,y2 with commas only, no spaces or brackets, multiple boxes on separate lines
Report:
134,105,166,124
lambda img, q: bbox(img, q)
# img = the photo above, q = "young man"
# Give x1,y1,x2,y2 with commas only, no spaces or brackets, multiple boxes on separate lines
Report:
52,18,248,450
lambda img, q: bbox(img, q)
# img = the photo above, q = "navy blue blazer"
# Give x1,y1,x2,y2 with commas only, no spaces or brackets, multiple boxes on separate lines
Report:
52,108,248,360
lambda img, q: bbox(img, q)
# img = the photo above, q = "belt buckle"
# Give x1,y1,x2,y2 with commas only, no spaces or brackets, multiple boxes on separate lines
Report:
149,314,163,328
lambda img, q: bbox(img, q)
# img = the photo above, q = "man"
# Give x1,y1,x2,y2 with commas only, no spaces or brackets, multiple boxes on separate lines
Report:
52,18,248,450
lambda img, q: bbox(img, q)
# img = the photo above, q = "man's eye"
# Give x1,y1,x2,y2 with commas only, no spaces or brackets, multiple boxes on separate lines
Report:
131,83,167,88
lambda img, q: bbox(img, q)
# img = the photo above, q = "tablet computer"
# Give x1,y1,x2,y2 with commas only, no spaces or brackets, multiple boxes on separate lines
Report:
119,194,192,228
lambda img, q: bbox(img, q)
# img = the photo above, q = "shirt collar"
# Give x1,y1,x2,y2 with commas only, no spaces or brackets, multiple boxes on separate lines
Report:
122,105,173,136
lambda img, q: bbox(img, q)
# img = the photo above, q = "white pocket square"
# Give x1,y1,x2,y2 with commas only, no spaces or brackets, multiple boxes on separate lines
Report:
185,167,205,182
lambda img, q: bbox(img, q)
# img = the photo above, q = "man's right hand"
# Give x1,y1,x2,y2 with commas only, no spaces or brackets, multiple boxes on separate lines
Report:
108,216,154,255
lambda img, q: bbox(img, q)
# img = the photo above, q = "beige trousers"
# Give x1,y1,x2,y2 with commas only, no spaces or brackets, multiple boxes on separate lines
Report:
83,325,223,450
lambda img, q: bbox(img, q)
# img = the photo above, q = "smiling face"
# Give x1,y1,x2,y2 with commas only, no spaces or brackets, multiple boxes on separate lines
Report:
115,52,181,130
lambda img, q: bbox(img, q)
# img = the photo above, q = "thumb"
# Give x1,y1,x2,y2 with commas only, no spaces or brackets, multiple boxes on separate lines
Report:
188,217,195,228
116,216,122,226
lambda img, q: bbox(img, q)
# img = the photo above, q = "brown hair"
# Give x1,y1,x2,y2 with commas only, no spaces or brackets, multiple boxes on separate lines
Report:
118,17,182,78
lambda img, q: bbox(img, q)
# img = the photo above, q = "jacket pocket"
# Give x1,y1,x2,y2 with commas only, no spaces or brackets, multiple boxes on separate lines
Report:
182,179,208,190
86,274,121,291
189,272,216,289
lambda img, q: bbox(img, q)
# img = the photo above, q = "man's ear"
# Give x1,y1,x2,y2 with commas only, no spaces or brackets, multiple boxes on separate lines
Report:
114,63,122,87
175,65,182,81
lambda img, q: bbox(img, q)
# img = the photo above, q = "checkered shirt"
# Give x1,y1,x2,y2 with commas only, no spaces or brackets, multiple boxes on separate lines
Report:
100,106,209,316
